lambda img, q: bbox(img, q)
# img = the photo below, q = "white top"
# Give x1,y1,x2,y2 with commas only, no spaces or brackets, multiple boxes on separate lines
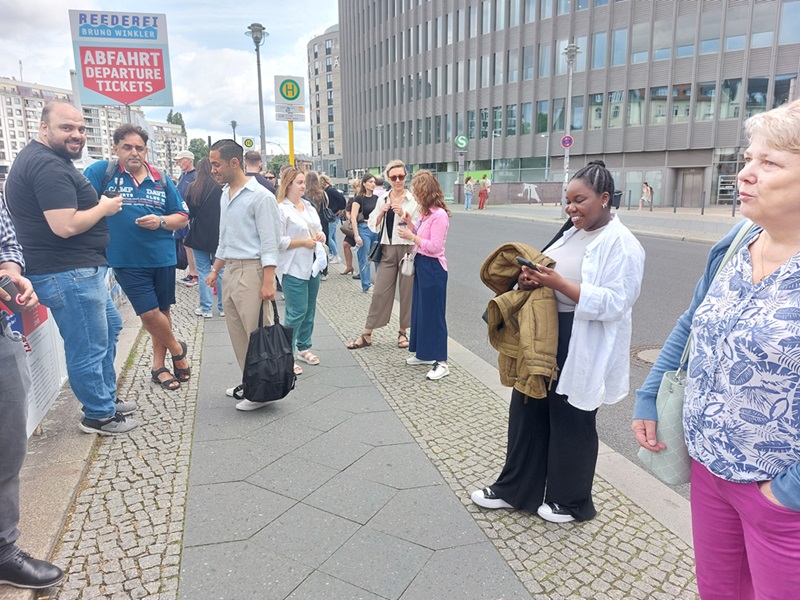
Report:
367,190,420,246
277,198,323,281
546,225,606,311
545,216,645,410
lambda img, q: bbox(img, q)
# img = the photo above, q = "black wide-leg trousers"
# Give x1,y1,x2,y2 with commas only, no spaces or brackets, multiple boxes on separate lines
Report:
490,311,599,521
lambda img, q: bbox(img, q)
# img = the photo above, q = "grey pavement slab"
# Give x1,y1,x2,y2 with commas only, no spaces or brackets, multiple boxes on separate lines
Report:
246,454,339,501
290,429,376,471
303,472,398,525
328,411,416,446
286,572,385,600
344,444,448,489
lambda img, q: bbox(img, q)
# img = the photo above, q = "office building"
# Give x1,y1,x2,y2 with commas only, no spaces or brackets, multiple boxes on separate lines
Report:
338,0,800,206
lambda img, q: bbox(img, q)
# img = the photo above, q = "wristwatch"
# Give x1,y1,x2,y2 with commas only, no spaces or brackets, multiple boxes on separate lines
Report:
210,267,218,274
159,218,167,229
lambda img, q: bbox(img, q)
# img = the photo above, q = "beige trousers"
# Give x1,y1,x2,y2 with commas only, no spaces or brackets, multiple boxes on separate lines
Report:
222,259,274,371
365,244,414,331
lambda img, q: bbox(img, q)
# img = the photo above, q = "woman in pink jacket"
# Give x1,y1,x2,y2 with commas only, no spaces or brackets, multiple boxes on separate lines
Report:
398,170,451,380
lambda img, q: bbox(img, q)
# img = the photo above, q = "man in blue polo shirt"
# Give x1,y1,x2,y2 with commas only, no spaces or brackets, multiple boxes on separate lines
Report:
84,125,191,391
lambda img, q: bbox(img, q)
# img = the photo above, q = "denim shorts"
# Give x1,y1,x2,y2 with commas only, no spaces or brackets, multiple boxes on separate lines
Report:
113,266,176,315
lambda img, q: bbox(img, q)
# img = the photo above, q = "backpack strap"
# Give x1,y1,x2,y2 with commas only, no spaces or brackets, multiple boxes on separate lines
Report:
100,159,120,193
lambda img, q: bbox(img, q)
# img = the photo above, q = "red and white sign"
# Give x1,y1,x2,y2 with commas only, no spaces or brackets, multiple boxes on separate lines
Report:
79,47,166,105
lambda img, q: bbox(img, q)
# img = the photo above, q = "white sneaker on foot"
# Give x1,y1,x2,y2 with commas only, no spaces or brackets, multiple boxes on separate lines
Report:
226,385,244,399
194,307,212,318
537,502,575,523
406,356,435,366
471,488,513,509
236,399,268,411
426,362,450,380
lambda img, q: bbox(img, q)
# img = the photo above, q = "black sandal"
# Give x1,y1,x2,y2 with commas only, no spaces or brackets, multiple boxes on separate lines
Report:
151,367,180,390
346,333,372,350
171,340,191,382
397,331,409,349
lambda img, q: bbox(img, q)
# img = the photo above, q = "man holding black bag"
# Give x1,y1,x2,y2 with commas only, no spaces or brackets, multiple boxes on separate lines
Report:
206,139,287,411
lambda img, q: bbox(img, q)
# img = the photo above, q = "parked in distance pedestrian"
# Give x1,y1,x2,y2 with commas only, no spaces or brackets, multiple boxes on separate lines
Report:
633,99,800,599
464,175,474,210
472,160,645,524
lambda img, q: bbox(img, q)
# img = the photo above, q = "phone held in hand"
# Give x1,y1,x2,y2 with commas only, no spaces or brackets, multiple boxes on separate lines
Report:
515,256,541,271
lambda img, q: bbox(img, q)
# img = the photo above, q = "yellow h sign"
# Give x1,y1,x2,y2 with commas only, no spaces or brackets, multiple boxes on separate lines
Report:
279,79,300,102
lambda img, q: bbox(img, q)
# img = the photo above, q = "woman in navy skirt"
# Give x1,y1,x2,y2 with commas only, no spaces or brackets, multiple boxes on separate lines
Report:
398,170,451,380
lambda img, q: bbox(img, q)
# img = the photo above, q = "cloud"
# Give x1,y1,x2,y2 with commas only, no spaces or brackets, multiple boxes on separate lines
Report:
0,0,338,155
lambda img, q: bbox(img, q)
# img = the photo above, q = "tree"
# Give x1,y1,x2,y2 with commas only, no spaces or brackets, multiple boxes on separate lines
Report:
267,154,290,175
187,138,209,160
166,110,186,134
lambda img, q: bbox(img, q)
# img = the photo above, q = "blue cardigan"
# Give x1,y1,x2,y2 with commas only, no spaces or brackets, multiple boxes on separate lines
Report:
633,220,800,511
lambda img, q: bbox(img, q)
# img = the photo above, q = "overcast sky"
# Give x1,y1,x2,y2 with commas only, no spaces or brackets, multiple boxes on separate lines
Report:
0,0,339,154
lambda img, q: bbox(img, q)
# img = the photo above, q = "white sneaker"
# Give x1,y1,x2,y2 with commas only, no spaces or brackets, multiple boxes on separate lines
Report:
194,307,212,318
226,385,244,399
219,310,225,317
471,488,513,509
236,399,268,411
537,502,575,523
426,362,450,380
330,256,342,264
406,356,435,366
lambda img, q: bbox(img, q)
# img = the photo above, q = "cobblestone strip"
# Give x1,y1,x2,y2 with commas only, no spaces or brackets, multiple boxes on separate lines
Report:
51,286,203,600
317,269,698,600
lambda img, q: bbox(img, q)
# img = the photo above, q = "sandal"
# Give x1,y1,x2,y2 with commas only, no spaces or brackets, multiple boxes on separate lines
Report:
297,350,320,365
346,333,372,350
151,368,180,391
171,340,191,382
397,331,410,349
294,363,303,375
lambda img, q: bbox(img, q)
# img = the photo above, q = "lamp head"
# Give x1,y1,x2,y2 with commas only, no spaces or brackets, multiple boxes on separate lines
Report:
246,23,268,46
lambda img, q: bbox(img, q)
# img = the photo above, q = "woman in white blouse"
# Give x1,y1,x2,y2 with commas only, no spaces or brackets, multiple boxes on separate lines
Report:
277,167,326,375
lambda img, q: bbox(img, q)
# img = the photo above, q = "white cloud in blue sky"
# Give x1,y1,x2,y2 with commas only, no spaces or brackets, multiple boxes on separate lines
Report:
0,0,339,154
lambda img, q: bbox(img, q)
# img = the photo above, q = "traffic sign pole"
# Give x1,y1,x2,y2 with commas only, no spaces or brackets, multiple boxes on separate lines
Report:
288,122,295,166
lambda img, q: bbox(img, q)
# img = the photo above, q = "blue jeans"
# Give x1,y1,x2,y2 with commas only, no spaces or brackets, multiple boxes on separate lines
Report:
28,266,121,420
465,191,473,210
327,218,339,257
193,251,224,314
356,222,378,291
281,274,320,355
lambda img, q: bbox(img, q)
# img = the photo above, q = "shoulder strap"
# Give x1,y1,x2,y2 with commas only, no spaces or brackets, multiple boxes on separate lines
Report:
678,220,756,368
101,159,119,192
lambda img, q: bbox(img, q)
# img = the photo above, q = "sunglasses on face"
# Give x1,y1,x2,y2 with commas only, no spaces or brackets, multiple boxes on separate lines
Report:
388,174,405,182
265,175,275,180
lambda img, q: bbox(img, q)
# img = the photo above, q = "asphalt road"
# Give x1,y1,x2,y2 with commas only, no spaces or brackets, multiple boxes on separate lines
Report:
445,210,715,491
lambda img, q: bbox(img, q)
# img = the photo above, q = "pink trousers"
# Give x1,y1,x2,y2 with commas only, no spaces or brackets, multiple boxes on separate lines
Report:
691,460,800,599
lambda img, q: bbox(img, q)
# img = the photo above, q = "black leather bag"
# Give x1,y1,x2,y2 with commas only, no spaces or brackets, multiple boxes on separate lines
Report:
368,207,387,263
241,301,296,403
320,192,336,223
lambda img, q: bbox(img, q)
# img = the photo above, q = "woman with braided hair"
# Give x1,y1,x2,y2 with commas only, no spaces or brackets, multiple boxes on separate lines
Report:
471,160,645,523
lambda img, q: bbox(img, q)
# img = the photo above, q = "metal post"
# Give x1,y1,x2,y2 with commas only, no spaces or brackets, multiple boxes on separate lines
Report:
246,23,269,166
455,150,467,204
541,133,550,181
561,43,580,213
491,129,501,182
231,120,237,141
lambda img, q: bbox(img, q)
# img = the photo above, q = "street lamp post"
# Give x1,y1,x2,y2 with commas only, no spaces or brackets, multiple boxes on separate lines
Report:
490,129,501,182
230,120,237,141
245,23,269,165
540,133,550,181
561,43,580,212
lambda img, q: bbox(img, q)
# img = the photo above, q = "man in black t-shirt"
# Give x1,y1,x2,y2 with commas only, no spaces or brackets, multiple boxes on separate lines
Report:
244,150,277,194
4,100,138,435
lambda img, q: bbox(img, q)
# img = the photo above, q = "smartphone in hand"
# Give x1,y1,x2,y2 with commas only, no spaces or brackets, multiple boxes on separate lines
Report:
515,256,541,272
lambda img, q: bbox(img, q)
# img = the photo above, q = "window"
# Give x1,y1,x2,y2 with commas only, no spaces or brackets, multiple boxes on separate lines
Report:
326,74,333,89
446,12,453,44
468,109,476,139
538,43,551,77
325,39,332,55
457,9,465,40
575,36,587,72
631,22,649,63
719,79,742,119
607,90,624,128
588,93,603,129
493,106,503,133
695,83,716,121
626,88,644,127
328,141,335,154
780,0,800,44
592,32,606,69
571,95,584,130
524,0,536,23
506,105,517,135
700,10,721,54
672,85,691,123
470,5,479,37
746,78,769,117
435,17,441,47
752,2,777,48
425,116,432,143
482,1,491,34
480,108,489,138
552,98,565,131
508,48,519,83
328,124,335,138
510,0,520,27
522,46,534,80
675,14,696,57
424,70,431,98
445,114,452,142
540,0,552,19
328,107,334,121
468,59,477,90
496,0,505,30
557,0,569,15
536,100,548,133
649,86,668,124
555,39,568,75
456,61,465,93
774,74,798,108
494,52,505,85
327,91,333,106
725,5,747,51
520,102,533,134
435,115,442,143
400,121,406,147
652,20,671,60
481,55,490,87
611,28,627,66
416,118,422,145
